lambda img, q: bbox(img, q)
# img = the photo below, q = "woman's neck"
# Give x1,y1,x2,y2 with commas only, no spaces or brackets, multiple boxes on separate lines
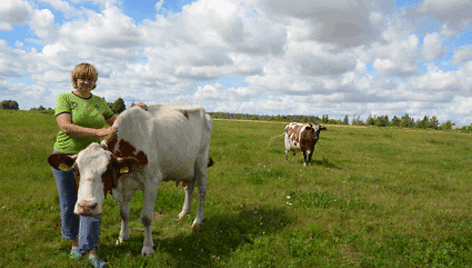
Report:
73,89,91,99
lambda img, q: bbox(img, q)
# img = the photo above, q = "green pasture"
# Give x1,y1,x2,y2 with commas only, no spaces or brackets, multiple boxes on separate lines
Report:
1,110,472,267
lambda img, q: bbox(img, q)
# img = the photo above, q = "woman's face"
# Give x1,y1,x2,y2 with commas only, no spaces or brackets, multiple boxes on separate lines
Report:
76,77,95,93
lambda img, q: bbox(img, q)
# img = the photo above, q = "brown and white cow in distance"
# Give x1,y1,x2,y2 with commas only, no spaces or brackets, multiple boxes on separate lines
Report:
47,103,213,256
269,122,326,166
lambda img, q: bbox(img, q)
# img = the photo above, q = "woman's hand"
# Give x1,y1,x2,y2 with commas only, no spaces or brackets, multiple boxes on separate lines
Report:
135,102,148,111
97,127,116,137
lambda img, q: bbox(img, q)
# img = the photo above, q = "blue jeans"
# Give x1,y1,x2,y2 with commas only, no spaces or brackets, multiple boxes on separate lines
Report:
52,151,101,254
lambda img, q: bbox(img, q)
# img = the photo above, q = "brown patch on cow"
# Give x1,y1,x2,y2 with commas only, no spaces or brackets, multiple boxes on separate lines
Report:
299,126,315,151
47,153,76,171
102,129,118,151
286,124,303,142
72,163,80,191
102,129,148,166
116,139,148,165
183,111,190,120
101,156,119,196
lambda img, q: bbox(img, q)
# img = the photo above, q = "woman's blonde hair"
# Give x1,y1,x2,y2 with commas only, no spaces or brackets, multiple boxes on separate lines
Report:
71,63,98,89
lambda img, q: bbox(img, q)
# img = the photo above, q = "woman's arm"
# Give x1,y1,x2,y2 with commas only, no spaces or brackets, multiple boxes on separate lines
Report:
105,114,117,127
56,113,115,138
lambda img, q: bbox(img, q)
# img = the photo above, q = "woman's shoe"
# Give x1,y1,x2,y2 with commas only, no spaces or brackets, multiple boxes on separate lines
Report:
89,256,108,268
69,248,82,259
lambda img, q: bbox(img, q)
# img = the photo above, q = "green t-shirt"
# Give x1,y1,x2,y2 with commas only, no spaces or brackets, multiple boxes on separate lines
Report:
53,92,114,154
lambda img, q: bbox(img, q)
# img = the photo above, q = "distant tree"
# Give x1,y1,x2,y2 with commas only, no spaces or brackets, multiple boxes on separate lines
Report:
343,115,349,125
112,98,126,114
366,114,375,126
391,116,401,127
375,115,389,127
439,120,452,130
400,113,414,128
352,116,364,126
429,116,439,129
0,100,19,110
321,114,329,124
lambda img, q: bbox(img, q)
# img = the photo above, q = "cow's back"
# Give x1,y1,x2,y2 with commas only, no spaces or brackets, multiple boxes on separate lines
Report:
114,104,212,181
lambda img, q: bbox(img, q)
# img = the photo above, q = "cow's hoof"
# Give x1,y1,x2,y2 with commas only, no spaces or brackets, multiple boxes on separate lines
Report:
141,247,154,257
191,221,203,229
116,238,127,245
178,212,189,220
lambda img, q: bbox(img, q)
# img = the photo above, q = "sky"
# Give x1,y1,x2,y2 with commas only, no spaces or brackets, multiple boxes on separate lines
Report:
1,0,472,125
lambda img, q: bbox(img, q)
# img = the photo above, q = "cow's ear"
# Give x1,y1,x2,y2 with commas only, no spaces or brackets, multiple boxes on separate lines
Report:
116,157,140,174
321,127,327,131
48,153,76,171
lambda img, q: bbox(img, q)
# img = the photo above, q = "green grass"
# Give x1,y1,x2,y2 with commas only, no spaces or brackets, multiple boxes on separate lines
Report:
1,111,472,267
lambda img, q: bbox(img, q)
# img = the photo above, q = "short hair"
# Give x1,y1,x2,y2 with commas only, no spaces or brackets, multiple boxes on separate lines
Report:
71,63,98,89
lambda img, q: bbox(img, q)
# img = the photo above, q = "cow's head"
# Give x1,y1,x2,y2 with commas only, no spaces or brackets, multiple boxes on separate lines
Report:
310,123,327,141
47,142,140,216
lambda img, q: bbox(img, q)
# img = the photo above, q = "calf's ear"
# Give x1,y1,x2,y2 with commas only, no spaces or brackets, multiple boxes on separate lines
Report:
116,157,141,174
47,153,76,171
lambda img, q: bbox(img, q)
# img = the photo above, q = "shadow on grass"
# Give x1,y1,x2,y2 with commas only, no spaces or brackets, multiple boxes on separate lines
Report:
104,206,291,266
312,156,339,169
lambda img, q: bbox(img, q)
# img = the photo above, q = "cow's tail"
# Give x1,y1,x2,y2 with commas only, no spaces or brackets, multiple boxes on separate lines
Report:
208,157,214,167
267,133,285,148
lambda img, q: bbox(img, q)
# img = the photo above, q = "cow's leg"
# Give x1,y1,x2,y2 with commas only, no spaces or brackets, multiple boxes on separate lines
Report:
193,172,208,228
140,178,160,256
112,184,136,246
285,149,289,161
307,150,313,166
303,151,308,166
292,151,296,163
116,199,131,245
178,180,195,220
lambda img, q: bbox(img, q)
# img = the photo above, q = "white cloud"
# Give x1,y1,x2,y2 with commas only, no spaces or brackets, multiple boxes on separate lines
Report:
417,0,472,24
2,0,472,125
452,45,472,65
372,34,420,76
422,32,443,61
247,0,380,48
39,0,75,15
0,0,33,30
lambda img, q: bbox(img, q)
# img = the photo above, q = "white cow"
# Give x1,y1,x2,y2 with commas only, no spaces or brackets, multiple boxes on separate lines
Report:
47,103,213,256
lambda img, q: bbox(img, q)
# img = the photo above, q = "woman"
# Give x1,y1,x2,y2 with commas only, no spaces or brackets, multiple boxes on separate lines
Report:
52,62,146,268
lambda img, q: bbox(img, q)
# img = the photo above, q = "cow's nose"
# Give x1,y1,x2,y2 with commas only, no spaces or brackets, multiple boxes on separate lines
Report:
77,200,98,215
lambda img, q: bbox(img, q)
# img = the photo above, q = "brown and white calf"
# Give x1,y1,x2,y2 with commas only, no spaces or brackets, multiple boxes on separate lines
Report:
270,122,326,166
47,103,213,256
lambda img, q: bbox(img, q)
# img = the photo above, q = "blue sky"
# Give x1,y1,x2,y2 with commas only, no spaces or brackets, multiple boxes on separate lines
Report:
1,0,472,125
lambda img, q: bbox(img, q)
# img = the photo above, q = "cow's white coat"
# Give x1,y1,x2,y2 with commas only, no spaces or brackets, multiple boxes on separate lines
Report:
105,103,213,256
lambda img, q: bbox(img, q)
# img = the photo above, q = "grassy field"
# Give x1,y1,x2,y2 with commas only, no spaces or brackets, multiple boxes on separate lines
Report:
1,110,472,267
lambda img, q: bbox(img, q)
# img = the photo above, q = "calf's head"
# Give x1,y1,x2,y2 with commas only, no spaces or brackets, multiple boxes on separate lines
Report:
47,142,140,216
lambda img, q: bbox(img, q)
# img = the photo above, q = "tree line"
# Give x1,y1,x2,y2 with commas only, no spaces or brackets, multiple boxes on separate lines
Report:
1,98,127,114
209,112,466,131
2,99,468,131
